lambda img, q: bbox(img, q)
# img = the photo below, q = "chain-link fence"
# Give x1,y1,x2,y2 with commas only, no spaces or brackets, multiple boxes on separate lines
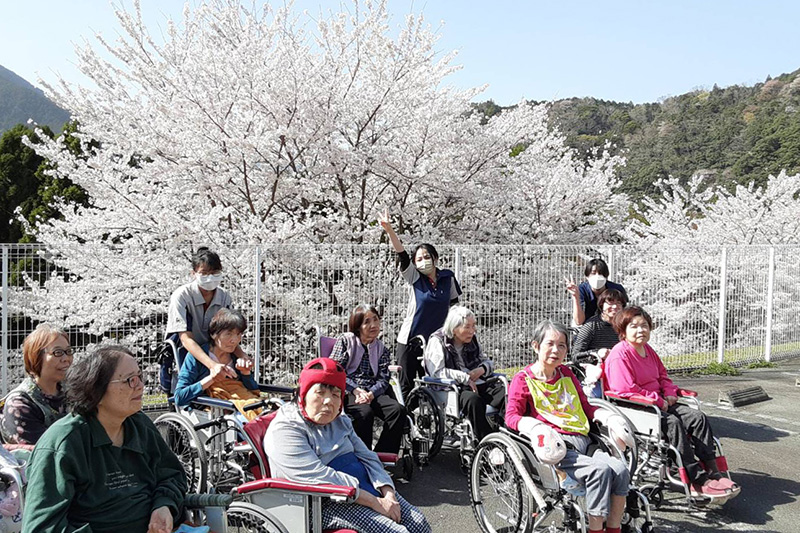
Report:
2,243,799,406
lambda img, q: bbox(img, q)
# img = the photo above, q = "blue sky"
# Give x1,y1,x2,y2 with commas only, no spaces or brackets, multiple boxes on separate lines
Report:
1,0,799,104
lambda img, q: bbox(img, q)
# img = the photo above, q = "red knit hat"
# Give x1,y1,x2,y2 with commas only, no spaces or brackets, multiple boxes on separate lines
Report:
298,357,347,417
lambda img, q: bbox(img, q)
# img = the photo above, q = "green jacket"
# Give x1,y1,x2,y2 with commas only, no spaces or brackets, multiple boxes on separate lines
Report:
22,412,187,533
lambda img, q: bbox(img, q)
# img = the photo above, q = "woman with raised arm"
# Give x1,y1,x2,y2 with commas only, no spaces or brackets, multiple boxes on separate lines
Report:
567,258,627,326
605,306,740,498
378,209,461,397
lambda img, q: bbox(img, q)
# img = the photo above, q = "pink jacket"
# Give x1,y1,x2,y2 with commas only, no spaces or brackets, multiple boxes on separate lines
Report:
505,364,597,435
604,341,678,410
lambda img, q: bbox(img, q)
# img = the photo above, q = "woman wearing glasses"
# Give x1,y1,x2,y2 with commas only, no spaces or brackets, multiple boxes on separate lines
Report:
22,345,187,533
1,324,74,445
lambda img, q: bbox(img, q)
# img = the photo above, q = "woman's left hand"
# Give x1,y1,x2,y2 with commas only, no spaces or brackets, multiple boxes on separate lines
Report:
377,490,401,523
147,506,173,533
665,395,678,406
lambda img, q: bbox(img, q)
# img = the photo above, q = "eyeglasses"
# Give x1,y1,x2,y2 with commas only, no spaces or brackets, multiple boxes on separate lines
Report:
48,348,74,358
109,373,145,389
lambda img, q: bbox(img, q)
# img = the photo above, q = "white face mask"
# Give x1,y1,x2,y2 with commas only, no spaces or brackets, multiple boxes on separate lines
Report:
416,258,435,276
588,274,607,291
196,273,223,291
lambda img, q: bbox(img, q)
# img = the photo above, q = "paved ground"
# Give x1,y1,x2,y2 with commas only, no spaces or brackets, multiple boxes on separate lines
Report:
400,358,800,532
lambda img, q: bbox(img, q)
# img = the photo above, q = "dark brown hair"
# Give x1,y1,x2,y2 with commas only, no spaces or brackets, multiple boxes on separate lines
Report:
598,288,628,311
613,306,654,341
63,345,131,417
348,305,381,336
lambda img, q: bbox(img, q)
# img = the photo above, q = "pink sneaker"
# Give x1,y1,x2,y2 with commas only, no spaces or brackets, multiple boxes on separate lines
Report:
691,478,730,497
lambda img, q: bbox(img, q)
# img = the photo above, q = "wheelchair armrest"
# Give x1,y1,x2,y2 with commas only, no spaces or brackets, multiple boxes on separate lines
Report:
189,396,237,410
677,388,697,397
2,444,34,453
605,391,658,406
185,493,233,509
258,384,295,396
236,478,358,501
421,376,457,386
376,452,398,465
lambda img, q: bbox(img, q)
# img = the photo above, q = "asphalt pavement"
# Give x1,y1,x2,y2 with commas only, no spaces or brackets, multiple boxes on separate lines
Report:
400,358,800,533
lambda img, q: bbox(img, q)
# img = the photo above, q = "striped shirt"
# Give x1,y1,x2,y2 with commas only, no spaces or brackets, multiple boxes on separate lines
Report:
571,315,619,363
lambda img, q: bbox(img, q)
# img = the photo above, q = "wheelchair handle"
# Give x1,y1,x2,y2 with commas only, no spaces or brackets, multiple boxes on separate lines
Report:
194,417,226,432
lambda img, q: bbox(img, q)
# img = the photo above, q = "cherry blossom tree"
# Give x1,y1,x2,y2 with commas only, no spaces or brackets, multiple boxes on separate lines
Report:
619,173,800,359
16,0,625,373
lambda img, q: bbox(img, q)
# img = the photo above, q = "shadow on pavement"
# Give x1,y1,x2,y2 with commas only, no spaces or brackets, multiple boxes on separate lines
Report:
709,414,794,442
652,469,799,532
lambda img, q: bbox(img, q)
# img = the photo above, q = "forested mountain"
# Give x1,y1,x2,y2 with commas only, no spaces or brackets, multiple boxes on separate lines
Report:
0,65,69,133
478,68,800,198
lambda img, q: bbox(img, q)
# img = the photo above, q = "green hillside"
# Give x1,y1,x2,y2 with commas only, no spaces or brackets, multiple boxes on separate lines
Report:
479,68,800,198
0,65,70,133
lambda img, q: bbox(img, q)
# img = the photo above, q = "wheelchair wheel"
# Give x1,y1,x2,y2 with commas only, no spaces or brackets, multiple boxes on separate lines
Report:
470,435,534,533
406,387,444,462
154,413,207,493
227,502,285,532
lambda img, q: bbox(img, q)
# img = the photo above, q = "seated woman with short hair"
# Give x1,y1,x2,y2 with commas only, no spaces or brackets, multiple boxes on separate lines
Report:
174,308,260,420
424,305,504,442
1,324,73,445
22,345,187,533
329,304,407,453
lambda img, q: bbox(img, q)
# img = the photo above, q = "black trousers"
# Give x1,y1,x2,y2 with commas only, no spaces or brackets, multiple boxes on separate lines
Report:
397,341,425,399
661,403,716,483
345,388,407,453
458,380,506,442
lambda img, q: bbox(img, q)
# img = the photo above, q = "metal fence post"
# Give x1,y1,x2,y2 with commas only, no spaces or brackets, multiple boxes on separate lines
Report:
1,246,8,396
253,246,262,378
454,246,462,283
765,247,775,362
717,247,728,365
608,246,616,280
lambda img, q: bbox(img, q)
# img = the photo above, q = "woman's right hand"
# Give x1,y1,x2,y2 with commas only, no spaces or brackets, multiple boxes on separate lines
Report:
375,493,402,523
378,208,393,232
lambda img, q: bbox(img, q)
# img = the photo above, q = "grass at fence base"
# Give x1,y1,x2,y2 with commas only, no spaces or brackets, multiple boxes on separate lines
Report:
496,340,800,378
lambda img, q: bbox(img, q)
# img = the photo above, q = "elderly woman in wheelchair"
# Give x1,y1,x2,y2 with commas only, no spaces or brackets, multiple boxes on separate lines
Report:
174,308,261,420
501,320,638,533
264,357,430,533
605,306,740,505
424,306,506,441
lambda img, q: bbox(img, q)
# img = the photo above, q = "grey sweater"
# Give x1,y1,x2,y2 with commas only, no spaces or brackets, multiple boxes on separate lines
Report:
264,403,394,498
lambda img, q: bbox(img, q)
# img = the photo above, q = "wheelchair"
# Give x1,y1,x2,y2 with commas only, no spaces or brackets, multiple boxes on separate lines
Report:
470,423,653,533
405,352,509,473
604,388,739,509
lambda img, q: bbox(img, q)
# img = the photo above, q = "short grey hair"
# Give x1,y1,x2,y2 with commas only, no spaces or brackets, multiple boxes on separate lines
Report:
531,320,570,356
443,306,476,338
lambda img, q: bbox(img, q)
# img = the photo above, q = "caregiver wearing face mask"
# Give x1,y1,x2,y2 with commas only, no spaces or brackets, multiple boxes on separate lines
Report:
379,209,462,398
569,258,627,326
163,247,249,391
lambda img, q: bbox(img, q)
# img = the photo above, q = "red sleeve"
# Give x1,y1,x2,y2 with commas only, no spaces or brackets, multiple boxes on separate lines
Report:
605,343,665,409
505,370,533,431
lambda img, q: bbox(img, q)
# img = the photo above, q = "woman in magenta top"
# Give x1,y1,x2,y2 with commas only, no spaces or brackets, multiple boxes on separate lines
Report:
604,306,739,498
507,320,630,533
